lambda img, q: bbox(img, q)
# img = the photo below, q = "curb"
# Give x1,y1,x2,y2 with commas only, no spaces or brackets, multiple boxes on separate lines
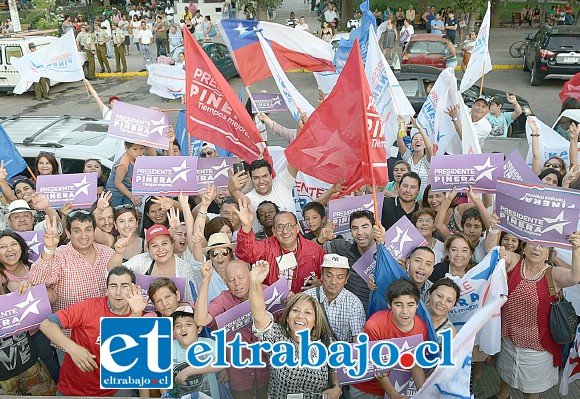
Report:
95,64,524,78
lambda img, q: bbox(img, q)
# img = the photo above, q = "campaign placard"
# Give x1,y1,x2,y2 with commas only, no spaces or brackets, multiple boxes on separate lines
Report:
196,157,236,190
15,230,45,262
496,192,579,249
215,278,289,337
497,178,580,209
352,244,377,283
336,334,423,384
328,193,385,234
430,153,504,192
250,93,287,113
108,102,171,150
503,150,541,183
0,285,52,338
132,156,199,196
135,275,187,312
384,217,428,260
36,172,98,208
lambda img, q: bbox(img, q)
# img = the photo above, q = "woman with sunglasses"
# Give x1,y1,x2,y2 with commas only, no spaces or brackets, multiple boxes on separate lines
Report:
111,224,200,301
486,222,580,399
530,117,577,178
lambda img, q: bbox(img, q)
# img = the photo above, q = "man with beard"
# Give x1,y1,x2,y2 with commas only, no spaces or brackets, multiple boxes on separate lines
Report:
316,210,385,312
255,200,279,240
381,172,421,230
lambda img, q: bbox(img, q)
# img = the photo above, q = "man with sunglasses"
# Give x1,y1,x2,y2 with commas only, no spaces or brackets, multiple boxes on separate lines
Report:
29,211,115,363
235,202,324,294
200,143,218,158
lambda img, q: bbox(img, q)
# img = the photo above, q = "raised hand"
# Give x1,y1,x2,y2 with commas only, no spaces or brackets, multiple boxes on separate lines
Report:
506,93,517,104
200,260,213,282
489,213,501,229
167,207,181,230
152,196,174,211
234,199,254,227
166,125,176,143
569,231,580,248
31,193,51,211
445,104,460,119
563,165,579,188
200,185,216,208
0,160,7,182
568,122,579,143
44,216,60,251
113,235,131,255
527,116,538,132
330,178,346,196
318,220,337,243
60,202,73,217
97,191,112,211
372,223,386,243
177,190,190,211
250,260,270,284
230,170,248,192
445,186,457,201
124,283,148,315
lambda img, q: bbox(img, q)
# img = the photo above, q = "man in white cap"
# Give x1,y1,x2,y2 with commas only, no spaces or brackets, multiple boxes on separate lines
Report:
303,253,366,343
7,196,61,233
200,142,218,158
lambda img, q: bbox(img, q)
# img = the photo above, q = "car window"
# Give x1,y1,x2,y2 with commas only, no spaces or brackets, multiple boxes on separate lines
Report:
216,43,230,56
398,79,421,97
547,35,580,51
5,46,23,65
208,45,223,62
407,41,446,55
61,158,111,181
0,45,3,64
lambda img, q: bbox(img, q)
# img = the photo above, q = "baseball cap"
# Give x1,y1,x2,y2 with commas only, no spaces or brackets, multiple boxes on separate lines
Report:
108,96,120,104
201,143,216,151
474,96,491,107
321,254,350,269
8,200,35,216
145,224,171,243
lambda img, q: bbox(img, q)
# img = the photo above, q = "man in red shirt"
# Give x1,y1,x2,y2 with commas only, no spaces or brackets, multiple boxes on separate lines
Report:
39,266,146,397
352,279,428,399
235,201,324,294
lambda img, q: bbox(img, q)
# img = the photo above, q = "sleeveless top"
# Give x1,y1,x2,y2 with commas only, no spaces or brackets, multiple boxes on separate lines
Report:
501,257,562,366
105,153,134,197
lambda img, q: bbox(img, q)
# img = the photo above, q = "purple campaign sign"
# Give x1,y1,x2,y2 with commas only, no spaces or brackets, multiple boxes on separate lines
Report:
15,231,45,262
384,217,428,260
430,153,504,193
250,93,287,113
388,369,417,398
496,192,579,249
352,244,376,283
132,156,199,196
497,178,580,209
0,285,52,338
135,275,187,312
108,102,170,150
215,278,289,337
37,172,98,208
336,334,423,384
503,150,541,184
196,157,236,190
328,193,385,234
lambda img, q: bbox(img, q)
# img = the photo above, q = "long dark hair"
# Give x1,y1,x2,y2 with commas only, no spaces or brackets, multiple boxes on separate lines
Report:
0,230,31,268
140,197,169,238
34,152,60,175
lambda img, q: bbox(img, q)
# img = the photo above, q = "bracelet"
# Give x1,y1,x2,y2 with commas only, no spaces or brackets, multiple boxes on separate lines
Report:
43,247,56,255
451,117,459,122
530,133,539,137
488,228,500,234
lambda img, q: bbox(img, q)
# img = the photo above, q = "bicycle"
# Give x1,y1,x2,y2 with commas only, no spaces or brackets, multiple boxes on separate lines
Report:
509,40,528,58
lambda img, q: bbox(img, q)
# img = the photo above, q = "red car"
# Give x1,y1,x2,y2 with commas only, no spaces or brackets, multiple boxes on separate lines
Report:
402,34,446,69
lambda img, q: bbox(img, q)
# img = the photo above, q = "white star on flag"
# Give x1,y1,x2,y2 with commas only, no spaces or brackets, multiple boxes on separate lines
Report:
234,22,248,36
473,157,497,182
172,160,191,183
264,287,284,309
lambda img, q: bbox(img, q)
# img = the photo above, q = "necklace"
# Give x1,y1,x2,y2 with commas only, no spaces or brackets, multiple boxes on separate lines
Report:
521,259,549,282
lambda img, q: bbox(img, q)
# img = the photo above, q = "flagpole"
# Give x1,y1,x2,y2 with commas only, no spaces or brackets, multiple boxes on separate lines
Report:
27,166,37,181
479,58,486,96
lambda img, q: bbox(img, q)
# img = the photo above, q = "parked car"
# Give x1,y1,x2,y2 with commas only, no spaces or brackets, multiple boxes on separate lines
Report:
394,65,534,137
170,42,238,80
523,25,580,86
0,115,116,179
402,34,446,69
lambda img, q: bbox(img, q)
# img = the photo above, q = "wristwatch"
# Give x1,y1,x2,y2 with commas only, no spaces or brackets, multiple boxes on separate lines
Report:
451,116,459,122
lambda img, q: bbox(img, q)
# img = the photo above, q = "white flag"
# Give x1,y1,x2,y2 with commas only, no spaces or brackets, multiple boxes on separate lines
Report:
460,1,492,93
365,26,415,150
525,116,580,168
313,71,339,98
11,31,85,94
147,63,186,99
446,247,508,355
560,324,580,395
416,68,459,155
257,32,315,122
414,296,507,398
459,93,482,154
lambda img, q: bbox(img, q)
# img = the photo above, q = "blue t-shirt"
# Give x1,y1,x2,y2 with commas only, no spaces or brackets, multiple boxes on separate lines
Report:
486,112,513,138
430,19,444,34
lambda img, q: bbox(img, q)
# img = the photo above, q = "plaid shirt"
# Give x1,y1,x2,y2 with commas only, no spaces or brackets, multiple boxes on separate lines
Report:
168,30,183,50
29,242,114,314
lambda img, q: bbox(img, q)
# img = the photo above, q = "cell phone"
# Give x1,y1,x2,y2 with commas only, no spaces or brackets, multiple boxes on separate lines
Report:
303,275,314,287
233,162,246,176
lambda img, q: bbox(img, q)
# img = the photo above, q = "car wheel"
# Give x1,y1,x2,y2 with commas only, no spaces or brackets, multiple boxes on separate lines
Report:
530,65,540,86
522,55,530,71
83,62,89,77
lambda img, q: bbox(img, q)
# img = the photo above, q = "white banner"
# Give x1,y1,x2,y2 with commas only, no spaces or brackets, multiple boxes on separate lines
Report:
460,1,492,93
365,26,415,150
525,116,580,168
147,63,186,99
257,33,315,122
11,31,84,94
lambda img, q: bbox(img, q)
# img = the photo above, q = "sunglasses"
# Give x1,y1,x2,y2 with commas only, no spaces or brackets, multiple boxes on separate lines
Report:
200,150,215,158
114,204,135,211
68,209,91,218
209,249,231,258
544,163,562,169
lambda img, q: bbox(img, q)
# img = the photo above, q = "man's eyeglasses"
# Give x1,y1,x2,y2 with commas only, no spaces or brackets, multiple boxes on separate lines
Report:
68,209,91,218
544,163,562,169
274,223,297,232
416,218,434,224
209,249,230,258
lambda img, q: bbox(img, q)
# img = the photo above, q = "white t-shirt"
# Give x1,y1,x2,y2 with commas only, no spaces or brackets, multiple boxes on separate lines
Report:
138,28,153,45
447,110,492,154
246,167,296,231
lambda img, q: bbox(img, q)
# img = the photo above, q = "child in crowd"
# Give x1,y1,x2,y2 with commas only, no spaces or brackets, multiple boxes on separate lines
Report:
106,141,145,207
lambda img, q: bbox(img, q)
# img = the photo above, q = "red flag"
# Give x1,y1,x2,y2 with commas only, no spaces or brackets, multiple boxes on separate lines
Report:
184,29,269,164
560,72,580,103
284,40,388,195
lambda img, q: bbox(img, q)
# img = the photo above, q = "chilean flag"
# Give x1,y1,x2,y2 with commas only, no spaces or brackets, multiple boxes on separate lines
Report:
219,19,335,86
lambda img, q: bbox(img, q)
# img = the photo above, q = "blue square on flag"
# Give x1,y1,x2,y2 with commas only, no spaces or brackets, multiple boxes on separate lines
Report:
100,317,173,389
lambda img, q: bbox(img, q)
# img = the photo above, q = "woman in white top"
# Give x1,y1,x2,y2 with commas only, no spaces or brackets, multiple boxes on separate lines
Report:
131,15,142,53
400,19,414,47
397,117,432,198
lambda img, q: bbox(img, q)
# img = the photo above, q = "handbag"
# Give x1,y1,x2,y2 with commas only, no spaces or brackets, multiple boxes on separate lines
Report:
208,24,217,37
546,267,578,344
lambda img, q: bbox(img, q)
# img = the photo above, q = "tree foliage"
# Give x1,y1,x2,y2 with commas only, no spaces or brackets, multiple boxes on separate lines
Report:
35,0,56,23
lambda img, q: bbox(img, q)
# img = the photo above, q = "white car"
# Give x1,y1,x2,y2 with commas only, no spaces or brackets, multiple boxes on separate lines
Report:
330,33,349,53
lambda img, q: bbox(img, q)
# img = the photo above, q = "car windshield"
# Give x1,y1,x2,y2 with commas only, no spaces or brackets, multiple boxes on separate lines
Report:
547,35,580,51
407,41,446,55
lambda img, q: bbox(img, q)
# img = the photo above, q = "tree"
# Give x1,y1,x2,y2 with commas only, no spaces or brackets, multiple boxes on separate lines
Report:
490,0,500,28
453,0,486,33
35,0,56,24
